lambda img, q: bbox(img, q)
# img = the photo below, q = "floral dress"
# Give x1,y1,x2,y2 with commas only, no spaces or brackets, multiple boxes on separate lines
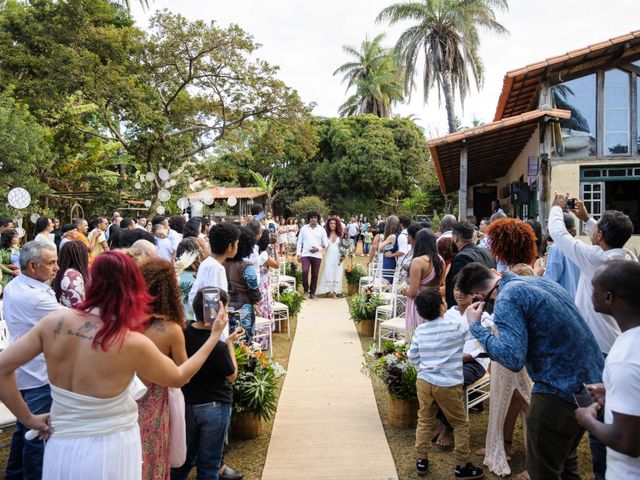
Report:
0,248,15,290
59,268,86,308
137,383,170,480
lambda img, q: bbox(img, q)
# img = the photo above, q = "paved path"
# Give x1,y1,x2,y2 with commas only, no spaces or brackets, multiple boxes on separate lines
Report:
261,298,398,480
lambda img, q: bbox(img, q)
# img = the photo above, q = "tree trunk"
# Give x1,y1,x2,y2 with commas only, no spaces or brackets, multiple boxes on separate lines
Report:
441,72,457,134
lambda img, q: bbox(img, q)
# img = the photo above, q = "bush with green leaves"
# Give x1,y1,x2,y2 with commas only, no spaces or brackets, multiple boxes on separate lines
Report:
290,195,329,217
345,263,368,286
362,340,417,400
278,287,303,317
284,261,303,287
349,291,386,323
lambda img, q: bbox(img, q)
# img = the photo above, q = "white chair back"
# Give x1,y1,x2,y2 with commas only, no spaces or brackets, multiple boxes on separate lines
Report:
0,320,9,352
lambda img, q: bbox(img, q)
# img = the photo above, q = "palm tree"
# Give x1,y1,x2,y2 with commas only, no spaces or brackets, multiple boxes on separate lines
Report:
377,0,508,133
334,34,405,118
249,170,278,214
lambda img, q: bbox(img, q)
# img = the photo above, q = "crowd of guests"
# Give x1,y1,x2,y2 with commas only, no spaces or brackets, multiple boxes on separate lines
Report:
0,206,294,480
0,194,638,480
393,194,638,480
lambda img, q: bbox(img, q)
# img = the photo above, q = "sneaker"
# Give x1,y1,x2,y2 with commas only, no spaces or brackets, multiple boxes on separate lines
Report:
303,292,309,299
455,462,484,479
310,294,318,300
416,458,428,476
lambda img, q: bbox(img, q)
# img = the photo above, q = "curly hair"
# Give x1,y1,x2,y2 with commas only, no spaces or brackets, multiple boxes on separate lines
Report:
324,215,344,238
140,257,185,326
485,218,537,267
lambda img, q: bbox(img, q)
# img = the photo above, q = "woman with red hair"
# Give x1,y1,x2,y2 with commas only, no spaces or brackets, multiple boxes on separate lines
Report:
138,258,190,480
478,218,535,477
0,251,227,479
317,216,344,298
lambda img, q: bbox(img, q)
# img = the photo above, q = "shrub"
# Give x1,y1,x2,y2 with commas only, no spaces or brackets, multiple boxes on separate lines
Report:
345,263,367,286
278,287,303,317
290,195,329,218
349,291,386,323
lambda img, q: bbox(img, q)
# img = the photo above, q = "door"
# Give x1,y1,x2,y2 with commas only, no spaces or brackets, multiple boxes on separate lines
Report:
473,186,497,224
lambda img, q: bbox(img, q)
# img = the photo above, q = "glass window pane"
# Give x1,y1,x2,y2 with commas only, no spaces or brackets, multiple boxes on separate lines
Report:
555,74,596,157
637,77,640,154
605,69,630,155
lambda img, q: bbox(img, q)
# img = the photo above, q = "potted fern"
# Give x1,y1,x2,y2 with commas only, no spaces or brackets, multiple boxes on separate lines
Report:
349,289,386,337
363,340,418,428
276,284,303,333
231,343,286,439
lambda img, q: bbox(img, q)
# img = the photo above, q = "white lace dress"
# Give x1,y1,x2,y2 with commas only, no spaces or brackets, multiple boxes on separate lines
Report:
483,359,532,476
316,237,343,295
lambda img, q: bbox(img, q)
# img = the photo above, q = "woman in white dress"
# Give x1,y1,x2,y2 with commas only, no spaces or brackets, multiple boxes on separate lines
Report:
316,216,344,298
0,251,228,480
286,217,298,255
33,217,56,248
479,218,537,477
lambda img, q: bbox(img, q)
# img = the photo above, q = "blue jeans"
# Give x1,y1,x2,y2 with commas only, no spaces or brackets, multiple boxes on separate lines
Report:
5,384,52,480
170,401,232,480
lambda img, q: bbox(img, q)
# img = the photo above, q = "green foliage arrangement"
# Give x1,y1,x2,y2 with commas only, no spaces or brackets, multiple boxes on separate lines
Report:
284,261,303,287
233,343,286,422
349,290,386,323
363,340,417,401
345,264,368,286
278,287,303,317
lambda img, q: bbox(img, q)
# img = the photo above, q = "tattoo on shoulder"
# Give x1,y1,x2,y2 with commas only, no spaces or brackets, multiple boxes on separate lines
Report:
149,319,166,332
53,316,65,340
65,319,100,343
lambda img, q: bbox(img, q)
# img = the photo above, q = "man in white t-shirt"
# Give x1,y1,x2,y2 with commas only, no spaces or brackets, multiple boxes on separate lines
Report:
296,210,328,299
189,223,240,341
576,260,640,479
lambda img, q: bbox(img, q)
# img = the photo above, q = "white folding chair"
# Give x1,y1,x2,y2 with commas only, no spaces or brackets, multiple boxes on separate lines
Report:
0,301,9,352
464,373,491,419
253,317,273,357
378,294,408,349
276,258,296,292
271,301,290,339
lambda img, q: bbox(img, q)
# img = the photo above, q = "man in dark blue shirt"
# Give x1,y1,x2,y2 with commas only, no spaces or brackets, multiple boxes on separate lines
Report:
458,262,604,480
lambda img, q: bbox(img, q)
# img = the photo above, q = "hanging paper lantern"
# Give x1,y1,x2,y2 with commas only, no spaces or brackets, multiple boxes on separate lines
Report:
144,200,152,208
158,168,170,181
177,197,190,210
227,196,237,207
30,213,40,224
158,189,171,202
156,205,166,214
7,188,31,209
145,172,155,182
134,182,142,190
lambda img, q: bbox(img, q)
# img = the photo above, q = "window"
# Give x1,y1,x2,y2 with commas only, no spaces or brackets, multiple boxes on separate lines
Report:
556,74,596,157
604,69,630,155
637,76,640,154
580,182,604,223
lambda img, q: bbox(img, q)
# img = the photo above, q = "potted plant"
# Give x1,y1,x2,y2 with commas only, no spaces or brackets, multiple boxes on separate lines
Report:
231,343,286,439
363,340,418,428
284,261,303,289
349,289,386,337
276,284,303,332
344,263,367,296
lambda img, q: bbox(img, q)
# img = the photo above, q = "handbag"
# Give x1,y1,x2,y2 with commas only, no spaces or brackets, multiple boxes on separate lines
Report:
167,387,187,468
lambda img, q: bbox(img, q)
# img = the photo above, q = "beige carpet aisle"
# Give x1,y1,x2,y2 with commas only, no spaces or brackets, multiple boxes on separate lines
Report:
261,298,398,480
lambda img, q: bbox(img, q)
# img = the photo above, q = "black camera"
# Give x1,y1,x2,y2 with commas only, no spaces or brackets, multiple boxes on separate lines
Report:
567,198,576,209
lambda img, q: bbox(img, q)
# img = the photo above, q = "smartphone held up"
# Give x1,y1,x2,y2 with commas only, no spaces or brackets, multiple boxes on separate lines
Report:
202,287,220,323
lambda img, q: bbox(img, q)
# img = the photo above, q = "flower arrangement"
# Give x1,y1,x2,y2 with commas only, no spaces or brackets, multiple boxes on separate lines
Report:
284,261,303,287
363,340,417,401
349,289,386,323
233,342,287,422
277,284,303,317
344,263,367,286
338,238,354,262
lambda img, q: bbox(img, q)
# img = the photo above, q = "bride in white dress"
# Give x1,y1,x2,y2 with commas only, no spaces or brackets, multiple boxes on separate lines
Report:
316,216,344,297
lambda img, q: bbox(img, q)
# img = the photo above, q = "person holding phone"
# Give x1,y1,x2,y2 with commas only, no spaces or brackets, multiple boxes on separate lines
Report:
296,210,328,299
170,289,244,480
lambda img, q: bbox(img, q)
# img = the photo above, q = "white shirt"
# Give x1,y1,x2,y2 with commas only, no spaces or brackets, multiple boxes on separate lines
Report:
397,228,410,255
188,256,230,341
548,206,637,353
347,222,359,237
168,228,182,252
3,275,65,389
34,233,56,248
444,306,492,371
155,237,175,261
603,326,640,479
296,224,328,259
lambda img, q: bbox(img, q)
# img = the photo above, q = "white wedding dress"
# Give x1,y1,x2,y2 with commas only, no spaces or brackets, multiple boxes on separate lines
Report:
316,237,343,295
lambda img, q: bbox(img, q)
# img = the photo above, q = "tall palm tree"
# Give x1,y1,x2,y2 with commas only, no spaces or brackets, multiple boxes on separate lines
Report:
249,170,278,214
377,0,508,133
334,34,405,118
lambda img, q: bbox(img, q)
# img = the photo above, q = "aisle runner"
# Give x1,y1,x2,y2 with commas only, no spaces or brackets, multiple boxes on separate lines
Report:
261,298,398,480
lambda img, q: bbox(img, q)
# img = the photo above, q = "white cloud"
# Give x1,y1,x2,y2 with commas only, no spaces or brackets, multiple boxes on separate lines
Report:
133,0,640,136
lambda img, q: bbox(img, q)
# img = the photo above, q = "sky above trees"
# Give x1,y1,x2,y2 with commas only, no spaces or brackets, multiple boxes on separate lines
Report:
133,0,639,136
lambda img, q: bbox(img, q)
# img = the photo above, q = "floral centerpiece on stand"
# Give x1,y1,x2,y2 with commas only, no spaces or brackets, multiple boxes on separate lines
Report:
277,283,303,317
349,287,386,336
362,340,418,427
344,263,367,295
231,342,287,439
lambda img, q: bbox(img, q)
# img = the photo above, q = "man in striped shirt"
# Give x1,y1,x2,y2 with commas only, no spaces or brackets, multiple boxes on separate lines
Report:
408,288,484,479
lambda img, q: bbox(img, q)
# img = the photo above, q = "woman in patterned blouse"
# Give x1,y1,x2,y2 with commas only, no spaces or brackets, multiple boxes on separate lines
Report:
52,240,89,308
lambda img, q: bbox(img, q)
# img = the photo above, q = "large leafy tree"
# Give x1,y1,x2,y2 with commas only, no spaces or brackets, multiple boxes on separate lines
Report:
377,0,508,133
333,34,405,118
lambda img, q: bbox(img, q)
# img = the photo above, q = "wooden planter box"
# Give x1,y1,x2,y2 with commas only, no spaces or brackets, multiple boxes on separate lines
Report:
231,412,263,440
276,317,289,334
388,397,418,428
347,283,358,296
357,319,375,337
